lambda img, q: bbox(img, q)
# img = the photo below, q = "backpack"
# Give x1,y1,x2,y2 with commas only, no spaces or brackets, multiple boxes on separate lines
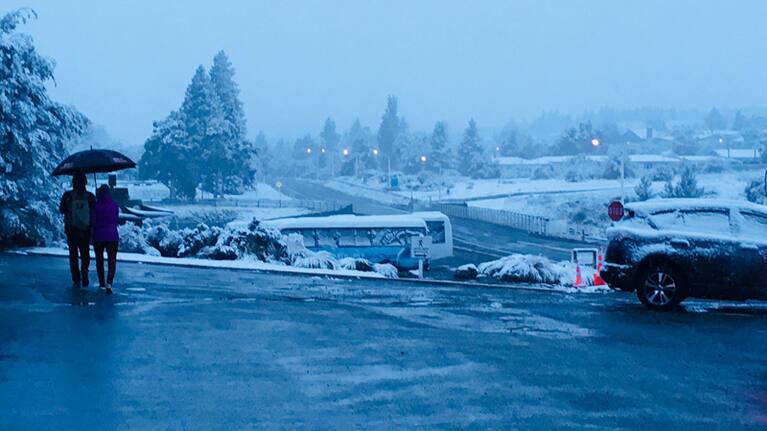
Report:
68,192,91,230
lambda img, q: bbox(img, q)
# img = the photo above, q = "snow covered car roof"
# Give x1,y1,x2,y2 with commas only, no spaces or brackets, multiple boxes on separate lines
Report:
265,214,428,230
625,199,767,217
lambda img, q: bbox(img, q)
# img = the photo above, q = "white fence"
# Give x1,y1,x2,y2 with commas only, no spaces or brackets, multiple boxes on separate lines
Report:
428,203,551,235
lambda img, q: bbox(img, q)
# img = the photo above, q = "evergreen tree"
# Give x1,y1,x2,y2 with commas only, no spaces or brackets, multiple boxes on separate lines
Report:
209,50,254,191
253,131,270,180
429,121,451,174
732,109,749,131
664,166,704,198
499,130,519,157
674,166,704,198
602,154,635,180
376,95,400,166
0,9,89,246
395,118,426,174
293,135,316,177
181,65,230,197
704,108,726,131
555,122,602,155
320,118,340,174
457,119,487,178
139,111,196,199
342,119,375,171
209,51,246,140
634,175,654,201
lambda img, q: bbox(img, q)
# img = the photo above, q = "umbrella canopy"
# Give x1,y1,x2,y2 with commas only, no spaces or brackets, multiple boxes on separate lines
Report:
52,149,136,176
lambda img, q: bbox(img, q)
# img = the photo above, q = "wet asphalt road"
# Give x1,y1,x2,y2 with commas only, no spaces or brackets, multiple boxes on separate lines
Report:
1,253,766,430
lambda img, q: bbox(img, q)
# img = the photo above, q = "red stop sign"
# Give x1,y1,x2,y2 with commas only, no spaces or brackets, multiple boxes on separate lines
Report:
608,200,624,222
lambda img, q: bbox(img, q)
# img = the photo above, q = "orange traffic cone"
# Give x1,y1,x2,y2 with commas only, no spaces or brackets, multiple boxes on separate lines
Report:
593,249,606,286
574,263,582,287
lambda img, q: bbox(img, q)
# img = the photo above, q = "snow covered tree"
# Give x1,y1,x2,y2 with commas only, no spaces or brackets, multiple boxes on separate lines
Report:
457,119,488,178
0,9,89,247
180,65,231,196
139,111,197,199
209,51,254,191
319,118,340,173
634,175,654,201
732,109,749,131
664,166,704,198
602,154,634,180
704,108,726,131
395,119,426,174
253,131,270,180
556,122,603,155
376,95,400,166
429,121,451,174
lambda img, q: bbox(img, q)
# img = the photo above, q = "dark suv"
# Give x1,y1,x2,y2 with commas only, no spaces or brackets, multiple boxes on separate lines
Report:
601,199,767,310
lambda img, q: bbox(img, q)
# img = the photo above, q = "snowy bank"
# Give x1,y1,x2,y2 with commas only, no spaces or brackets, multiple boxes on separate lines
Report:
14,247,385,280
461,253,611,292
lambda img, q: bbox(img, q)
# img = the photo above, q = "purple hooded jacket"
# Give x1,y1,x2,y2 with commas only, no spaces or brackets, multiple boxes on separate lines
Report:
91,193,120,242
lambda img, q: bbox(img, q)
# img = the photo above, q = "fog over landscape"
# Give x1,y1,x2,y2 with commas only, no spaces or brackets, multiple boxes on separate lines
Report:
8,0,767,144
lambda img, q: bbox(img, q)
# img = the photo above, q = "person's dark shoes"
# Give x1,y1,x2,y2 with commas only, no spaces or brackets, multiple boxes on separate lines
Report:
99,284,107,291
81,275,89,288
105,284,113,295
72,281,80,289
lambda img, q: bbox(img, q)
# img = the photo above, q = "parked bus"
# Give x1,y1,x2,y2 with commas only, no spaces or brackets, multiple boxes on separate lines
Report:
265,213,453,269
411,211,453,260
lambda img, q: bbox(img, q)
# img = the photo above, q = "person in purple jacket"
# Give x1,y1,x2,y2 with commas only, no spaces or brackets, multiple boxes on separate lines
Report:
91,184,120,294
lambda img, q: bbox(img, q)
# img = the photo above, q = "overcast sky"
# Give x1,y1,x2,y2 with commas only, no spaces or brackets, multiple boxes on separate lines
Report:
8,0,767,144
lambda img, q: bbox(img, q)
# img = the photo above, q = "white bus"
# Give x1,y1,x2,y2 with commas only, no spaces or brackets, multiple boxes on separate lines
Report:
265,213,453,269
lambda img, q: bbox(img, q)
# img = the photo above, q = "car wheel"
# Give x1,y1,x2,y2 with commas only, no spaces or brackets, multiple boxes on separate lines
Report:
636,264,686,310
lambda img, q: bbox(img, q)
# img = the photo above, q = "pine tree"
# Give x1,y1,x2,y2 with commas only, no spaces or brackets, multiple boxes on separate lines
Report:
663,167,704,198
209,51,253,191
139,111,196,199
209,51,246,140
429,121,451,174
634,175,654,201
376,95,400,166
457,119,487,178
320,118,340,174
253,131,270,180
674,166,704,198
180,65,229,197
0,9,89,246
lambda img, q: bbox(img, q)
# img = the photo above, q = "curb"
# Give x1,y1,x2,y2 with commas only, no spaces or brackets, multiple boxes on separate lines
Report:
8,249,582,295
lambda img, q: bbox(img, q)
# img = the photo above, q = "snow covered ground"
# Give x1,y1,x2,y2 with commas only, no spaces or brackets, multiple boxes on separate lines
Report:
470,169,765,215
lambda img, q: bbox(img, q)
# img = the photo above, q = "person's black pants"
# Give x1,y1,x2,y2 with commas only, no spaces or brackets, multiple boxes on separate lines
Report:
94,241,118,287
66,228,91,285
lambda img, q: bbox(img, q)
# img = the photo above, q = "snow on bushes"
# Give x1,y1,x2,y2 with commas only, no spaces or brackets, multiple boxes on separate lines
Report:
477,254,576,285
118,223,159,255
372,263,399,279
120,221,400,277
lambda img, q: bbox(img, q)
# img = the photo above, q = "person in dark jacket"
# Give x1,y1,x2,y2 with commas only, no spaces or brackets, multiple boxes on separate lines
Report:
59,173,96,288
91,184,120,294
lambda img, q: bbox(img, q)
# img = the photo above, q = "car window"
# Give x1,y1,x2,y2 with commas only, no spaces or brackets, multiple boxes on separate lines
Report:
677,210,731,235
739,211,767,238
649,210,681,229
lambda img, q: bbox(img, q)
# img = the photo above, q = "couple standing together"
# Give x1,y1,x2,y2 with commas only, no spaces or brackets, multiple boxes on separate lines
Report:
59,173,120,294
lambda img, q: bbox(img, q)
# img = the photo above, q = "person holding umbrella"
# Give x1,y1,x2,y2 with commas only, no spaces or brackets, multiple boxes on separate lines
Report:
53,148,136,291
91,184,119,294
59,173,96,288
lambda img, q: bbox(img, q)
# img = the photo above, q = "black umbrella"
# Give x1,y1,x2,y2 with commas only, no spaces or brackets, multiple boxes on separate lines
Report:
52,149,136,176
